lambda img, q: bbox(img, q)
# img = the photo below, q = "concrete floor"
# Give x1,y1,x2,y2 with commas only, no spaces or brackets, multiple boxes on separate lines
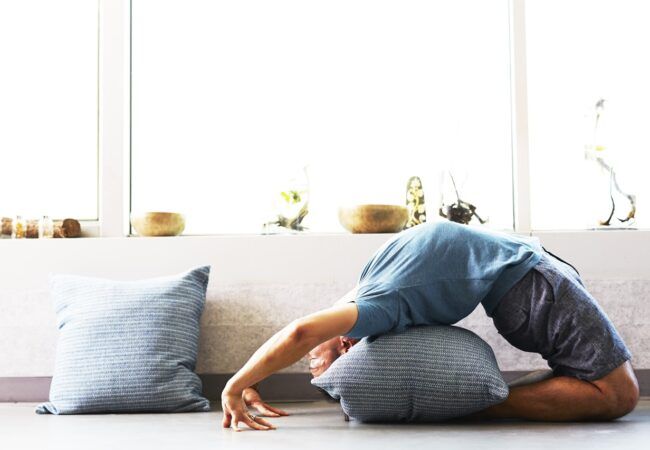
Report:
1,400,649,450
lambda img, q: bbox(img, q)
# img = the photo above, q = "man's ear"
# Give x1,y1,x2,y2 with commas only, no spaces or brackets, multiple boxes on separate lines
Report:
339,336,359,354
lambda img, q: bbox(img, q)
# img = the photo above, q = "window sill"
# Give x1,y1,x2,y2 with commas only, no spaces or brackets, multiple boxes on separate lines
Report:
3,223,649,240
2,226,649,278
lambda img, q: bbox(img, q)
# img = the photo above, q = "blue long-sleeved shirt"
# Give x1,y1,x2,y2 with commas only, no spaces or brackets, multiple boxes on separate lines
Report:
346,221,543,339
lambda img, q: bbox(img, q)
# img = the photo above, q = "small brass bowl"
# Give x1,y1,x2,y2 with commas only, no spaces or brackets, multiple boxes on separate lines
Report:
338,204,408,234
130,212,185,237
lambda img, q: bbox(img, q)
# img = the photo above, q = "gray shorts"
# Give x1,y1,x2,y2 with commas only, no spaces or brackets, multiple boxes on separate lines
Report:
491,252,632,381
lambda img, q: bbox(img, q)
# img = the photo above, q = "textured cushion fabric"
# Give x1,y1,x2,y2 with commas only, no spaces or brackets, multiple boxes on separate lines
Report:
312,326,508,422
36,266,211,415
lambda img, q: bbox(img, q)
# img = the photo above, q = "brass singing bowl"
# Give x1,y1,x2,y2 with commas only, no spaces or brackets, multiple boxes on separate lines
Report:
130,212,185,237
338,204,408,234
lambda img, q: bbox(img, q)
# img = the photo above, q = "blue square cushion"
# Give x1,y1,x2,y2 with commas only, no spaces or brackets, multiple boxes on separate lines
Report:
36,266,211,414
312,326,509,422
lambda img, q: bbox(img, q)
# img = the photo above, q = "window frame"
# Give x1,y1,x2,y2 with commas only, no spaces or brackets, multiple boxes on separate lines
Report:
95,0,131,237
0,0,102,224
92,0,645,238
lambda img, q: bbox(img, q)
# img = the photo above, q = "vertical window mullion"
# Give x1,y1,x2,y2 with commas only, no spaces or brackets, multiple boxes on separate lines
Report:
98,0,130,237
509,0,532,234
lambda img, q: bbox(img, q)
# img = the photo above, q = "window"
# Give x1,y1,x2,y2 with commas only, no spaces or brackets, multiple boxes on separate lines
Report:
0,0,99,220
527,0,650,230
131,0,514,234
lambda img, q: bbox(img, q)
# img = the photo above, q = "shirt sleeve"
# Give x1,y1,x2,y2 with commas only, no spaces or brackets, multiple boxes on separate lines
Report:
345,291,399,339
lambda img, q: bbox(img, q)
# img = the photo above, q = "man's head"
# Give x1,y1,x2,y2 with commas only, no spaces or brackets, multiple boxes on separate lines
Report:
307,336,359,378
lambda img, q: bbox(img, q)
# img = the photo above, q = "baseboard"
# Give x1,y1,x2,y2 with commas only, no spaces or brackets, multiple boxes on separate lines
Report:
0,373,326,403
0,377,51,403
2,370,649,403
200,373,325,401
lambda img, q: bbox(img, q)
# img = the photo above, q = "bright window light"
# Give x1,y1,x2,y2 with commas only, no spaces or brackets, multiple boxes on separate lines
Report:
131,0,513,234
527,0,650,230
0,0,99,220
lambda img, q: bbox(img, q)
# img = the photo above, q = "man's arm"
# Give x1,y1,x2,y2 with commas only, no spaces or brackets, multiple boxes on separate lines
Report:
221,302,358,431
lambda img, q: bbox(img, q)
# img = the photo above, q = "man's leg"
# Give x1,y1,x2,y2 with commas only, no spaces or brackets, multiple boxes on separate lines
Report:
508,369,554,387
487,253,637,421
482,361,639,421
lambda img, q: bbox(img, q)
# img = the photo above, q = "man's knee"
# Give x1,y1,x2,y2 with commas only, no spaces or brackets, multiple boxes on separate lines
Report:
603,381,639,420
595,362,639,420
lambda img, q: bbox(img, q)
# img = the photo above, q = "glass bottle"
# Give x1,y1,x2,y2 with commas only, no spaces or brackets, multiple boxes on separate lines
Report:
40,216,54,238
14,215,26,239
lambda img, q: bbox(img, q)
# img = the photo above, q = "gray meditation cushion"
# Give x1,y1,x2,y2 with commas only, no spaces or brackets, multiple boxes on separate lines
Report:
312,326,508,422
36,266,211,414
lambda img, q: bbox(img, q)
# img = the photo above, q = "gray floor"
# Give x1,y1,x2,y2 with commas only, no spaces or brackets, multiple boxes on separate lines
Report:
1,400,649,450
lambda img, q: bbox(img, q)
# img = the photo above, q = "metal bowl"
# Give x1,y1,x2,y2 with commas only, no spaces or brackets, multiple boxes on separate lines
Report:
130,212,185,237
338,204,408,234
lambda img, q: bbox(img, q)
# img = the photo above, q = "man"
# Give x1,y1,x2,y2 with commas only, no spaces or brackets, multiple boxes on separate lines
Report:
221,221,639,431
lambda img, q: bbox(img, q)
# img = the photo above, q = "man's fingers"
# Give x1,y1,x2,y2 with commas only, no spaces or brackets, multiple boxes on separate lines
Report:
268,405,289,416
260,403,289,416
252,415,276,429
223,406,271,430
222,409,232,428
251,401,289,417
251,402,280,417
230,412,272,431
241,414,272,431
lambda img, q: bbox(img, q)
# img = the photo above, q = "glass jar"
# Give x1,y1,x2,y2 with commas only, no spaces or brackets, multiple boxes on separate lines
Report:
1,217,12,238
25,219,39,239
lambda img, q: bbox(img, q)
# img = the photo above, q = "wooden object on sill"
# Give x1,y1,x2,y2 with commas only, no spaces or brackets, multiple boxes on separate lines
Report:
338,204,408,233
130,212,185,237
53,219,82,238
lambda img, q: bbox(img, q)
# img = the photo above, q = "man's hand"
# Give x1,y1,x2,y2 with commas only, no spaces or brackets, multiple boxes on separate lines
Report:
221,303,358,431
243,387,289,418
221,387,276,431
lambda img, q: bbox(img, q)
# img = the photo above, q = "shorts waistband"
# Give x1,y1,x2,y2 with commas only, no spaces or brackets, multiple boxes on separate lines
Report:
541,246,580,276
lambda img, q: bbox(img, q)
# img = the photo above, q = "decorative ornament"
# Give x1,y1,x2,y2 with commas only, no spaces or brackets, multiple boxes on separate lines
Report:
439,172,486,225
263,167,310,233
405,176,426,228
584,98,636,226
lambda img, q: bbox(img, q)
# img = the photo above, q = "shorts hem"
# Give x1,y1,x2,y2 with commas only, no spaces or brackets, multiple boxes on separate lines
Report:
555,351,632,382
